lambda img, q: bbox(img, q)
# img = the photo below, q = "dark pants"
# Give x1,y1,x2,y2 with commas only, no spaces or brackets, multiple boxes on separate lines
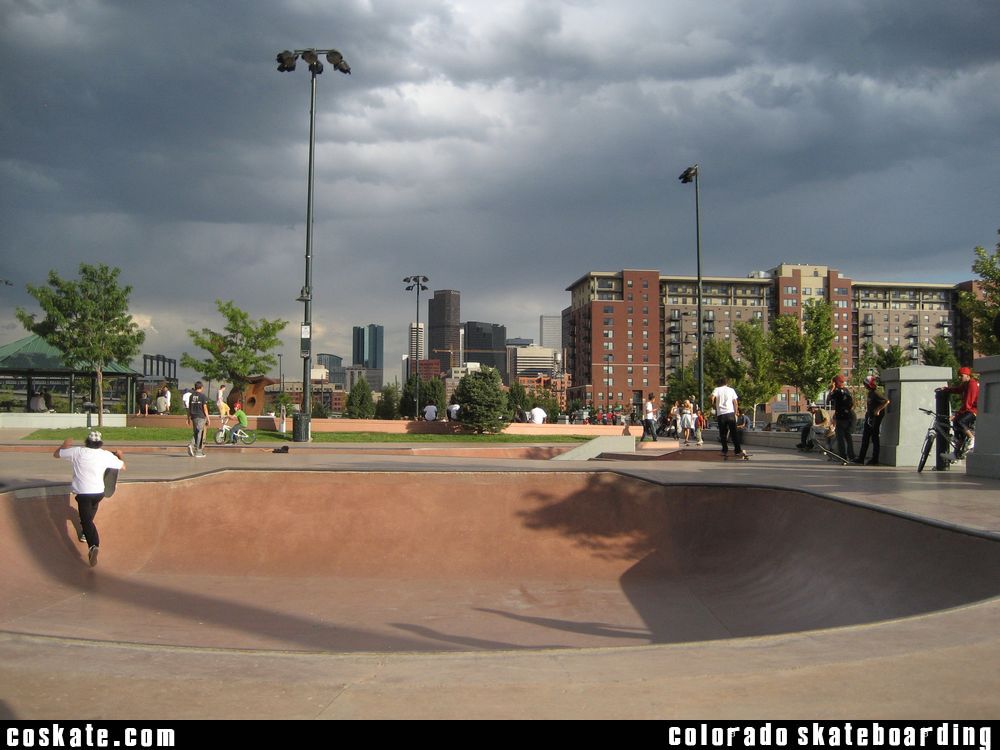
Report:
76,493,104,548
857,412,884,463
834,414,856,461
954,412,976,455
718,413,742,455
642,419,658,441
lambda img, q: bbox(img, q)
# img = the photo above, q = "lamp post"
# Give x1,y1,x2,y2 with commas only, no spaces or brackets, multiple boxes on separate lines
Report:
276,47,351,440
404,276,429,420
679,164,703,412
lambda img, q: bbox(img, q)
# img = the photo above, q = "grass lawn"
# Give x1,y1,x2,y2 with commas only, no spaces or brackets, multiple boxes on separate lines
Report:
24,427,591,444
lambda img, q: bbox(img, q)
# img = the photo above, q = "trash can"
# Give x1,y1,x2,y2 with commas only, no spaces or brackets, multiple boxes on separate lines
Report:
292,412,311,442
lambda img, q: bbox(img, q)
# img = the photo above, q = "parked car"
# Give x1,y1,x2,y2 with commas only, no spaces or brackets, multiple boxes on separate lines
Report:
772,412,812,432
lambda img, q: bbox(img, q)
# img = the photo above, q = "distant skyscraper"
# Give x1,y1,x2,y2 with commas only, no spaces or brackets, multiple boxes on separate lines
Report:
464,321,508,384
316,353,345,389
407,322,425,378
540,315,562,351
428,290,461,375
352,324,384,370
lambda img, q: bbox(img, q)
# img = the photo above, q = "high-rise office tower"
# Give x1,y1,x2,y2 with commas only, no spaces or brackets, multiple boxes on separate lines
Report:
464,321,508,384
540,315,562,351
428,290,461,375
352,324,384,370
407,322,425,378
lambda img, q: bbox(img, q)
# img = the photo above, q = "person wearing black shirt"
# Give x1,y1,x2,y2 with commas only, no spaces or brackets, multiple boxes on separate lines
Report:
828,375,856,462
186,381,210,458
854,375,890,466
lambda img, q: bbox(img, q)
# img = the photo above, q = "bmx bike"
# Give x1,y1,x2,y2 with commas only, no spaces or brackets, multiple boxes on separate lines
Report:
214,421,257,445
916,407,959,473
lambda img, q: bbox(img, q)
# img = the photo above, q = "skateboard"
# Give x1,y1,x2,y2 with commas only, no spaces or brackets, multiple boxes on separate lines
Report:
103,467,120,498
814,443,850,466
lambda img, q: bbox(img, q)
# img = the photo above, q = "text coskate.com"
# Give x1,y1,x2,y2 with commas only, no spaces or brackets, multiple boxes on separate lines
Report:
6,726,174,749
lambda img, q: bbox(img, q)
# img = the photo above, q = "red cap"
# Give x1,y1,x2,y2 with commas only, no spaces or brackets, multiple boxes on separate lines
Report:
958,367,972,376
833,375,846,386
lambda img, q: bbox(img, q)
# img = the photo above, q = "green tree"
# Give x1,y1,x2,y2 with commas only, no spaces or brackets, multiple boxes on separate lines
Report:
375,383,401,420
920,335,960,373
507,381,529,412
399,374,446,418
702,336,744,388
454,367,509,433
181,300,287,391
17,263,145,426
527,388,559,422
957,230,1000,357
851,341,880,386
665,365,698,406
875,344,908,371
733,320,782,427
345,378,375,419
771,300,840,403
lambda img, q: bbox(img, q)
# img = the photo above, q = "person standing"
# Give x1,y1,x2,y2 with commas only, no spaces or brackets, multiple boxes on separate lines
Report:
711,377,745,459
642,393,658,442
828,375,856,462
54,432,125,567
216,384,230,426
680,399,694,445
187,381,210,457
854,375,890,466
937,366,979,459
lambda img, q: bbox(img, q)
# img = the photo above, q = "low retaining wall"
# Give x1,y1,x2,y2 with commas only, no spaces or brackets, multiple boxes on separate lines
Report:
0,413,128,429
128,415,634,438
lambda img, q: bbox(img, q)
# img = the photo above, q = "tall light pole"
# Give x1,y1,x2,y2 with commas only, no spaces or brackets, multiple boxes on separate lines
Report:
276,47,351,440
679,164,703,411
404,275,429,419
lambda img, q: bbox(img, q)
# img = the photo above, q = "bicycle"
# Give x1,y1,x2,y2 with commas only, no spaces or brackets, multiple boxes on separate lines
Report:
916,407,959,472
214,421,257,445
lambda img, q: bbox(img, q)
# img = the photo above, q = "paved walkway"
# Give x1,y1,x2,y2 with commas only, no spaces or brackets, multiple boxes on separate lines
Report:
1,432,999,719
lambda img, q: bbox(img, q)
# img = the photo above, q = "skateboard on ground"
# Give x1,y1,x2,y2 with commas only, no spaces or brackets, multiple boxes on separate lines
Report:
814,443,850,466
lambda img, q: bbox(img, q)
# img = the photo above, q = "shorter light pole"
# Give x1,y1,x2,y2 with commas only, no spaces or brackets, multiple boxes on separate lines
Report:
404,275,429,419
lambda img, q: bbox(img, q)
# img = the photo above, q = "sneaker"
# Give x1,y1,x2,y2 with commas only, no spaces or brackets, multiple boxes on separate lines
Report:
697,440,703,446
88,545,99,567
187,443,195,457
195,450,207,458
77,528,87,543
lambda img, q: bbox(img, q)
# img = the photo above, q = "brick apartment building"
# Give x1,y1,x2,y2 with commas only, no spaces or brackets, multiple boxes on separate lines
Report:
564,264,970,414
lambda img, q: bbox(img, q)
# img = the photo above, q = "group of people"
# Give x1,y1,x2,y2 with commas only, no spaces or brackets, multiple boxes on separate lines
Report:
640,379,750,459
798,366,978,466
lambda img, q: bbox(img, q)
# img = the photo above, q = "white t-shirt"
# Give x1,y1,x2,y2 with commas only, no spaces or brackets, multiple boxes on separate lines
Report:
59,447,124,495
423,404,438,420
644,400,655,420
712,385,739,416
528,407,547,424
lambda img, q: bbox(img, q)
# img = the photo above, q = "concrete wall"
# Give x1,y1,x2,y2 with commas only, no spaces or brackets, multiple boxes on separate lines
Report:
0,413,128,429
879,365,953,467
967,355,999,479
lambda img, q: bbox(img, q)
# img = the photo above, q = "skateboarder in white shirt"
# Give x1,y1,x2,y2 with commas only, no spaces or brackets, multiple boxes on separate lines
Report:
55,431,126,567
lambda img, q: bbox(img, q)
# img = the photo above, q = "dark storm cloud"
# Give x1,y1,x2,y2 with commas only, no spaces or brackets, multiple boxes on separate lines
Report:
2,0,998,379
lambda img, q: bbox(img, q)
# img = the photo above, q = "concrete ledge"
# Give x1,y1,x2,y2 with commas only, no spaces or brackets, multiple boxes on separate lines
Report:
551,435,636,461
0,413,128,429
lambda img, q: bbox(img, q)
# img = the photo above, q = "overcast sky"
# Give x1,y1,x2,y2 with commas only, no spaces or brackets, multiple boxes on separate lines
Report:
2,0,999,385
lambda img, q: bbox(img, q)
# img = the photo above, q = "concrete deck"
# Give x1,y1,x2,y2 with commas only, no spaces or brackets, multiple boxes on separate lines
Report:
1,432,999,719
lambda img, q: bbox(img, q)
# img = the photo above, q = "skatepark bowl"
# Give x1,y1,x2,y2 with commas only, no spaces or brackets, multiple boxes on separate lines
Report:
3,470,1000,654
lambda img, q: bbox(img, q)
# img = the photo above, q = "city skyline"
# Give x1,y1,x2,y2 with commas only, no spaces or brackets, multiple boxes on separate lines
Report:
3,2,997,384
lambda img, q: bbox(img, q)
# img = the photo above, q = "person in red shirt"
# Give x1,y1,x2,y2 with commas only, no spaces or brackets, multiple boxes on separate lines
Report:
936,366,979,459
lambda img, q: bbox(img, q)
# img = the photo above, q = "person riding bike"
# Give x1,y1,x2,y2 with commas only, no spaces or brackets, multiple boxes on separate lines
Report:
230,401,249,444
936,366,979,460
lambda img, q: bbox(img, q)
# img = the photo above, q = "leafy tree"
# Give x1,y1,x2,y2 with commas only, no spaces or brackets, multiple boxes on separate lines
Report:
733,320,782,427
526,388,559,422
17,263,145,426
851,342,880,386
399,374,446,418
920,335,960,373
665,365,698,406
181,300,287,391
702,336,744,388
345,378,375,419
957,230,1000,357
269,390,296,416
311,399,331,419
454,367,509,433
771,300,840,403
875,344,908,371
507,381,528,412
375,383,401,420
